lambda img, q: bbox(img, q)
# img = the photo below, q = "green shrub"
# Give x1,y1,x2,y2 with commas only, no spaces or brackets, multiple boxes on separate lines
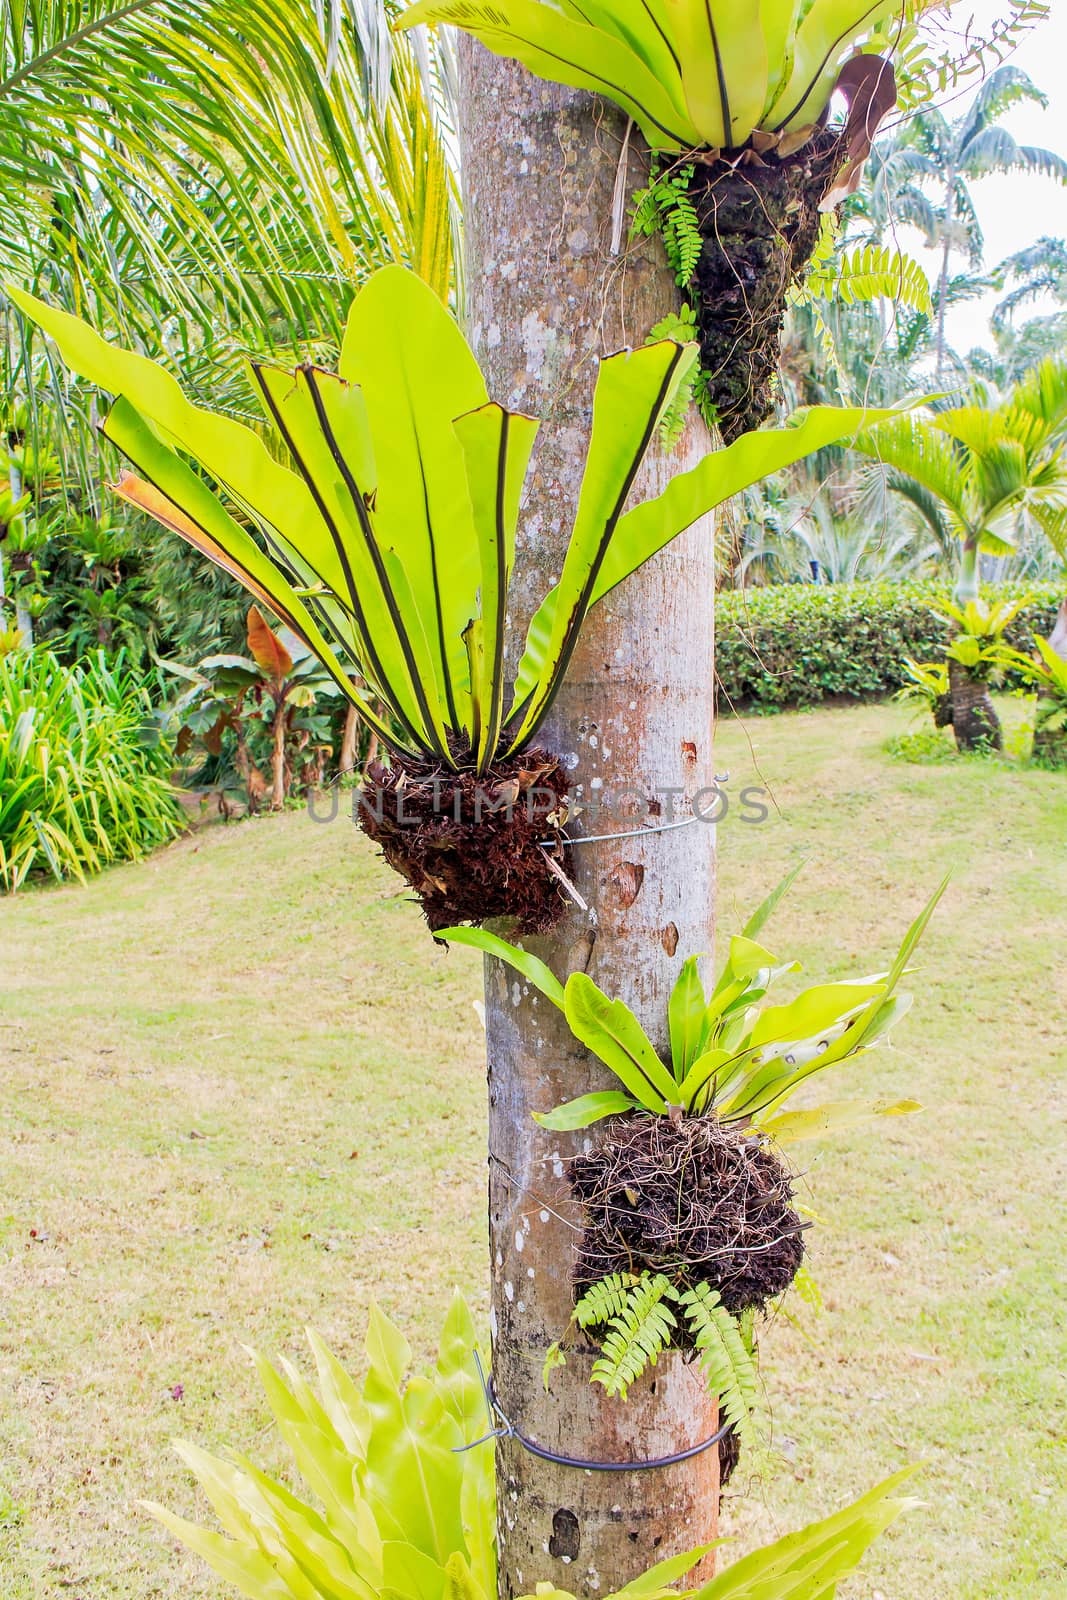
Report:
0,648,181,890
715,580,1062,712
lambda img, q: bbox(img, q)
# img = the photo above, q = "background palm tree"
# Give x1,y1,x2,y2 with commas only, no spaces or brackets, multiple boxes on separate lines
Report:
857,359,1067,746
992,236,1067,331
901,65,1067,377
0,0,458,652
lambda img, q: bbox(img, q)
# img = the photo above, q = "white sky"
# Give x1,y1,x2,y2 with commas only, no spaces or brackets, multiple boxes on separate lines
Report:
901,1,1067,354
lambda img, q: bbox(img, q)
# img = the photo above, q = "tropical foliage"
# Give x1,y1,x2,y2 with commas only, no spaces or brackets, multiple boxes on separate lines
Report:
146,1294,495,1600
442,875,938,1135
935,594,1032,676
857,360,1067,604
988,632,1067,765
163,606,344,812
0,0,461,672
896,658,952,724
0,647,180,890
0,0,458,351
148,1294,918,1600
715,579,1060,710
10,266,901,776
899,65,1067,373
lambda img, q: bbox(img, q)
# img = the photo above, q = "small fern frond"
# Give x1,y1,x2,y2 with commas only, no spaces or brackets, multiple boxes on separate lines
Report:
679,1282,758,1450
630,165,701,287
631,184,661,237
792,1264,823,1312
835,246,933,316
809,303,847,398
573,1273,641,1331
802,242,933,316
646,305,698,446
590,1273,678,1399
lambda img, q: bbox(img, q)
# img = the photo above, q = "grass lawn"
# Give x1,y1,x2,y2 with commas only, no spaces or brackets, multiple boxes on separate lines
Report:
1,698,1065,1600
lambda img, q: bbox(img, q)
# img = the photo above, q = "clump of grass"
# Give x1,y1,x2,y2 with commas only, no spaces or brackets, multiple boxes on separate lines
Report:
885,726,958,764
888,697,1042,770
0,648,181,890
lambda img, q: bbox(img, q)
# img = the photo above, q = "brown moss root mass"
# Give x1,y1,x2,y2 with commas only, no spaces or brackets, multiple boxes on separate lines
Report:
571,1113,806,1316
358,746,572,933
686,131,845,443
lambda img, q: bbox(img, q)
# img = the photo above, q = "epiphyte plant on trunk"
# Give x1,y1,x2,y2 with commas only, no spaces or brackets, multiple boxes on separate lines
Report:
443,878,942,1463
148,1292,920,1600
399,0,934,439
7,267,902,933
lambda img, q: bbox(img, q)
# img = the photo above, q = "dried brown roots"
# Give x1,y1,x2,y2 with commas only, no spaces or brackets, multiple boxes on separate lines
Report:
686,130,846,443
357,746,572,933
571,1113,806,1316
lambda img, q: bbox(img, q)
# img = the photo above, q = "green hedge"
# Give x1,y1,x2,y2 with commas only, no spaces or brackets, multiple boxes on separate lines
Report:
715,580,1063,712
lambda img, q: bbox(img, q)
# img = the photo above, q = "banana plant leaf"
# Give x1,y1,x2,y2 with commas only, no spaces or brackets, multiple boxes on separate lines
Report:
9,266,904,773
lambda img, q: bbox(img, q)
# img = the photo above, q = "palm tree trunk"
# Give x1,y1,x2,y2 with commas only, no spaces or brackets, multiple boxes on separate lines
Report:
947,533,999,748
934,169,956,381
949,658,1001,751
956,534,980,607
458,47,720,1600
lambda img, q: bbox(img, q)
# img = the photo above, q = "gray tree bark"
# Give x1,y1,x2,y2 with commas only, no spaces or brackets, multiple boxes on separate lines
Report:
457,50,720,1600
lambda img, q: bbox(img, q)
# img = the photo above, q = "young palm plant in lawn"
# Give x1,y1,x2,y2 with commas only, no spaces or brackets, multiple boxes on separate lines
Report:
400,0,945,439
999,633,1067,767
9,266,898,931
147,1293,919,1600
444,877,941,1449
858,360,1067,750
927,595,1032,751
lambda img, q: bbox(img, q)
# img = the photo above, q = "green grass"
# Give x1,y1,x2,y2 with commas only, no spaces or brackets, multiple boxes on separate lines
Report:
1,698,1065,1598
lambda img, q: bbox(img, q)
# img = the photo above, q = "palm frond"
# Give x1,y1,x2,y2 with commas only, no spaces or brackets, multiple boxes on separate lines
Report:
0,0,459,350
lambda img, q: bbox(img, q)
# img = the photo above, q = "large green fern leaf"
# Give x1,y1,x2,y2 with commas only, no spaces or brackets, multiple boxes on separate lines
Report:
573,1273,642,1331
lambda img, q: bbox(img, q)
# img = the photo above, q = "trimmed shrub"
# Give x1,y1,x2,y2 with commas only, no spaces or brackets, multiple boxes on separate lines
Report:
0,648,182,890
715,580,1062,712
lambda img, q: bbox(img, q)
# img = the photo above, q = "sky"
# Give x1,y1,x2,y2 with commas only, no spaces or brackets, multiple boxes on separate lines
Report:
900,1,1067,355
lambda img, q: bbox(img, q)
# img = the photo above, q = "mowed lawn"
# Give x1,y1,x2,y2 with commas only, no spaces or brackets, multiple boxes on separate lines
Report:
1,699,1065,1600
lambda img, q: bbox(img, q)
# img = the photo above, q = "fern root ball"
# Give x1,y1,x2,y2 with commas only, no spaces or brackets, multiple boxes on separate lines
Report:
571,1112,806,1316
686,130,845,443
357,745,572,934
